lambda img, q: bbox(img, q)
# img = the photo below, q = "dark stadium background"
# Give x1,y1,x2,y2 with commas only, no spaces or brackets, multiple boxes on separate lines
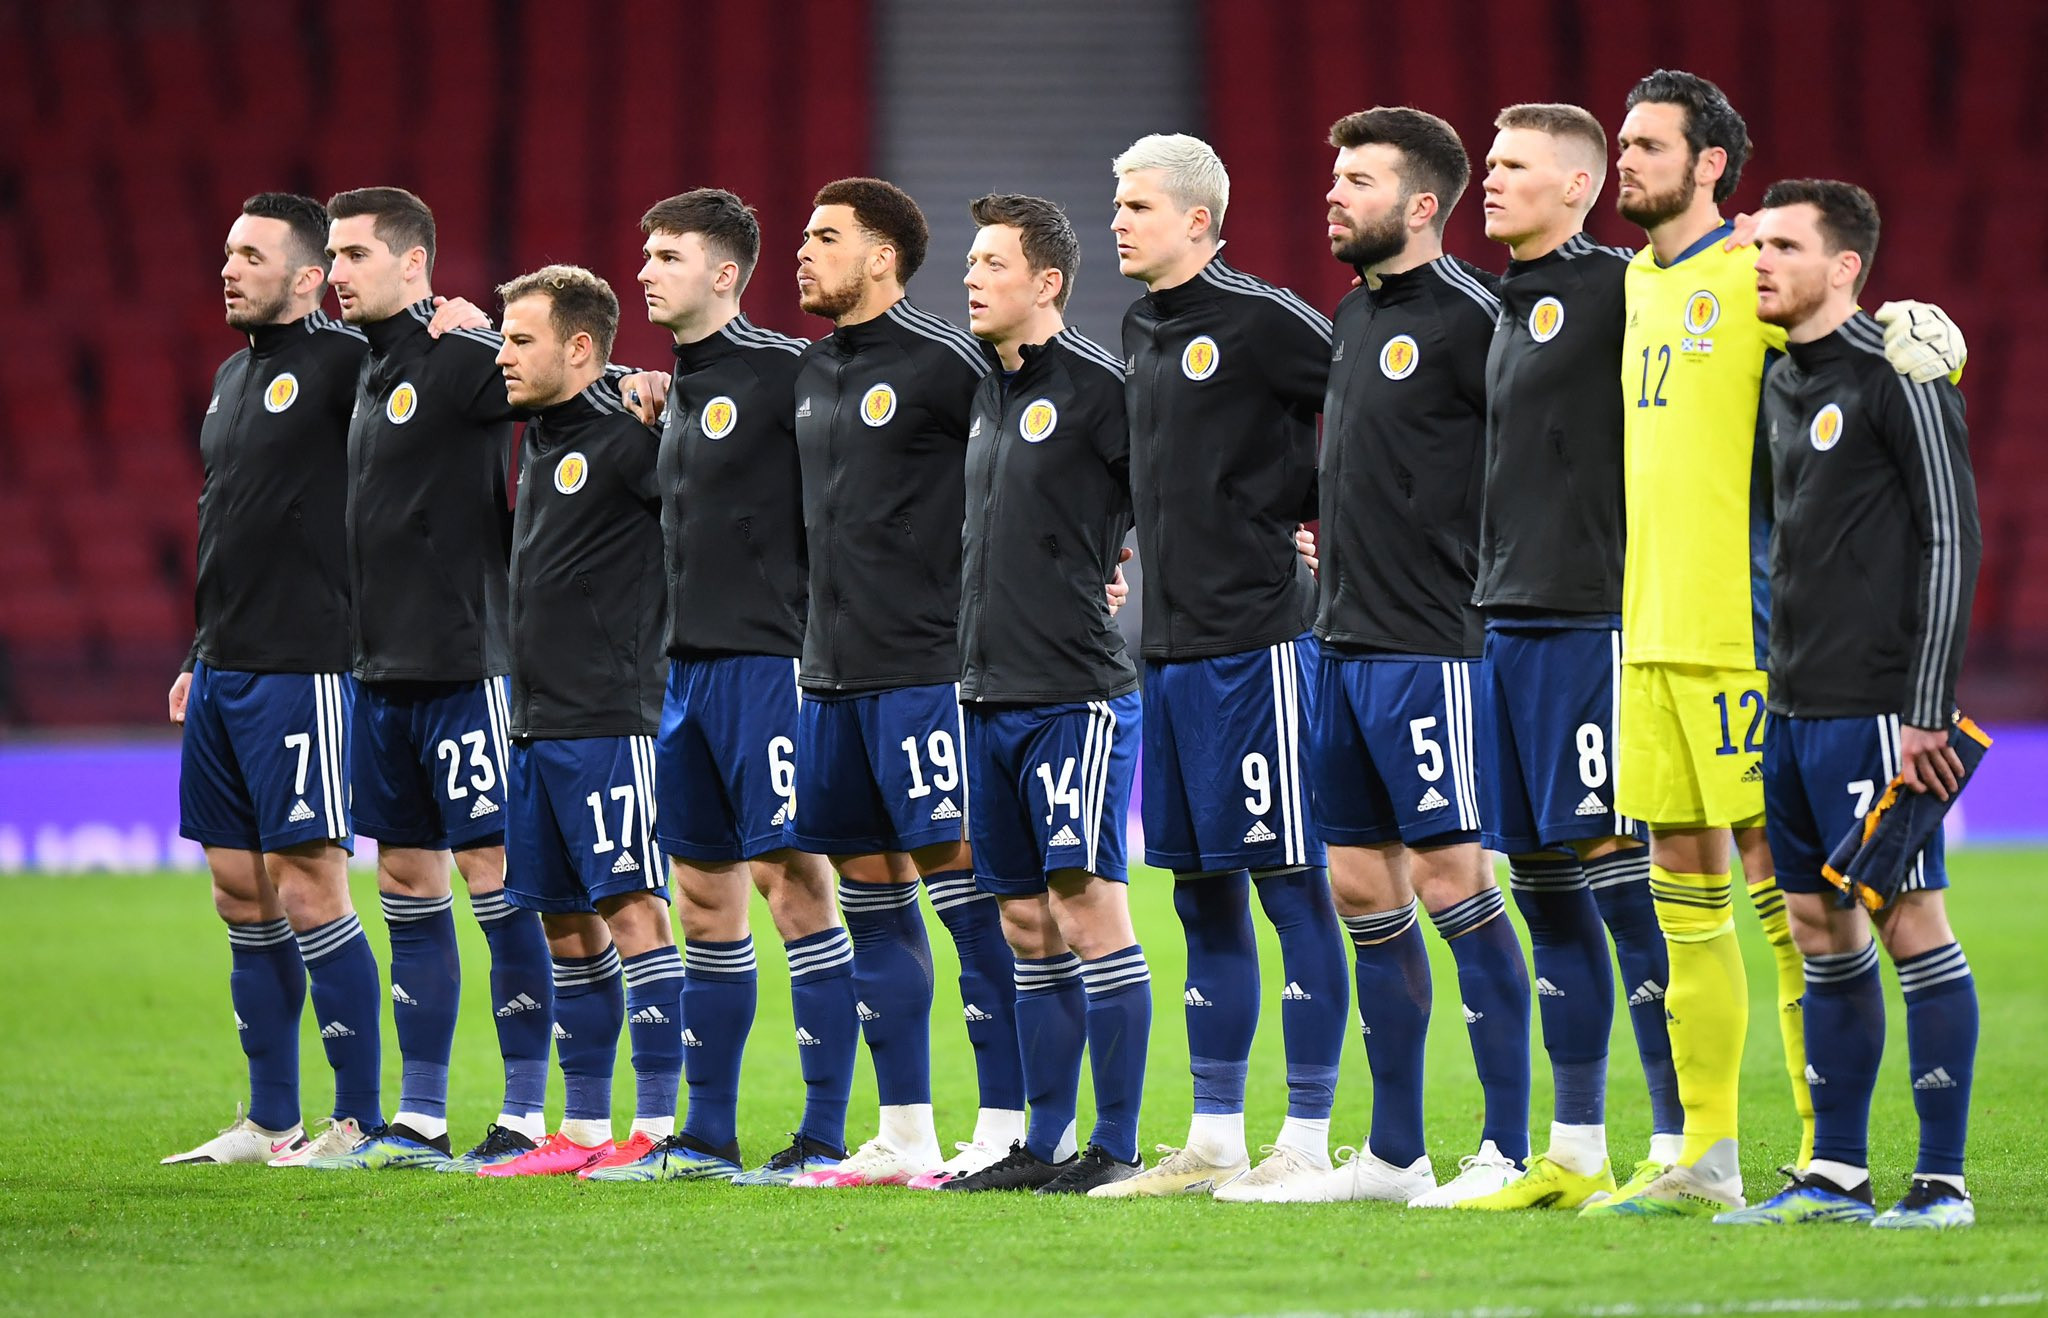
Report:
2,0,2042,859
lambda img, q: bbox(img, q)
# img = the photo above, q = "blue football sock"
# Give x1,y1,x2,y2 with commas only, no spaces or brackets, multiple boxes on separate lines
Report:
786,926,857,1151
1252,866,1348,1121
621,944,686,1131
295,913,383,1127
679,937,754,1150
1587,846,1682,1136
380,891,459,1121
1173,870,1259,1115
1431,887,1532,1164
1897,942,1977,1177
1013,952,1085,1162
1508,854,1612,1127
1802,940,1884,1170
552,948,624,1125
470,888,551,1120
1344,902,1430,1166
1081,944,1152,1165
227,918,304,1132
925,870,1024,1112
838,878,934,1106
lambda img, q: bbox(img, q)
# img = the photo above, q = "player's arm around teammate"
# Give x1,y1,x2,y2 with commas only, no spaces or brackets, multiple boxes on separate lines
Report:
941,195,1151,1196
163,194,384,1167
1713,182,1980,1230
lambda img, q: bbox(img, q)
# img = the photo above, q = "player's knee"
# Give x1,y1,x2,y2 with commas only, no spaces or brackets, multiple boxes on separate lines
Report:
377,845,453,898
832,852,900,886
910,839,971,876
1874,891,1954,962
210,881,269,925
1048,881,1134,961
1783,891,1848,958
1735,825,1774,883
1410,842,1489,913
1649,827,1729,876
997,894,1063,959
1326,842,1410,915
599,891,677,957
541,911,611,959
452,843,506,892
671,880,744,944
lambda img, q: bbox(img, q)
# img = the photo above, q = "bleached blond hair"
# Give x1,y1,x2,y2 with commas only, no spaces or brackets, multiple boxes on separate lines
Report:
1113,133,1229,237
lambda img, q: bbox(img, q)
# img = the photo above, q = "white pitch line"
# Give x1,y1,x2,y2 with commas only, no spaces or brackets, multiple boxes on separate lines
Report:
1242,1295,2047,1318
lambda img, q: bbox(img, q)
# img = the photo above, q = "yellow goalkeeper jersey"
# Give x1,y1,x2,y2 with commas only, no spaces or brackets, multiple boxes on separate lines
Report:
1621,220,1787,668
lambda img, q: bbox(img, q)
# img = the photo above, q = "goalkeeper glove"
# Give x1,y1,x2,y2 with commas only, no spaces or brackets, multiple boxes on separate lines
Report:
1875,300,1967,383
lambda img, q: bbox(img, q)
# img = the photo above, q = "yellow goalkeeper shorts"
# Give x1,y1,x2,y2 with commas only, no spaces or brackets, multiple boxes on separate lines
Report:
1615,662,1768,829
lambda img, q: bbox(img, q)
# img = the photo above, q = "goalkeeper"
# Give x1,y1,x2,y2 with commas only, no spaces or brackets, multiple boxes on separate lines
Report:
1718,179,1982,1231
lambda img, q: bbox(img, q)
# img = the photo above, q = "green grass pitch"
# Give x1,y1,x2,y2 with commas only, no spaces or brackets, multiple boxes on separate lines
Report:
4,854,2045,1316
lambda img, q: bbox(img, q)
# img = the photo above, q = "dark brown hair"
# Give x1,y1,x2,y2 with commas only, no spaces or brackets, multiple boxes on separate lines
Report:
813,177,930,283
326,186,437,275
1329,107,1471,230
1760,178,1881,293
969,193,1080,310
641,188,763,293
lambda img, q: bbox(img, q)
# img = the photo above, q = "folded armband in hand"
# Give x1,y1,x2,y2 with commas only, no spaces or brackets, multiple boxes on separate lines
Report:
1823,715,1992,910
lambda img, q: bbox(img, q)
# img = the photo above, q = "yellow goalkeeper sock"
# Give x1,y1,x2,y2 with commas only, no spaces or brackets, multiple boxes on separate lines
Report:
1747,875,1815,1166
1649,865,1748,1164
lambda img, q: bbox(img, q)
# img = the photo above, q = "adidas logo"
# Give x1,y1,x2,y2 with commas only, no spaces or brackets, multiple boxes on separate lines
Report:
1628,980,1665,1005
496,993,541,1018
320,1020,355,1039
206,394,220,414
1418,787,1450,812
676,1024,700,1043
857,1001,880,1021
234,1011,248,1031
770,801,790,827
1574,791,1607,817
469,795,499,819
288,798,315,823
1243,819,1277,844
1535,977,1565,997
795,1027,822,1046
552,1022,572,1040
969,417,982,438
1461,1003,1483,1023
391,983,418,1006
963,1003,994,1022
1281,981,1311,1001
797,397,812,418
1184,986,1213,1008
612,851,641,873
1804,1063,1826,1086
1049,824,1080,848
930,797,961,822
632,1006,673,1027
1331,340,1345,362
1740,762,1764,783
1913,1067,1957,1091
